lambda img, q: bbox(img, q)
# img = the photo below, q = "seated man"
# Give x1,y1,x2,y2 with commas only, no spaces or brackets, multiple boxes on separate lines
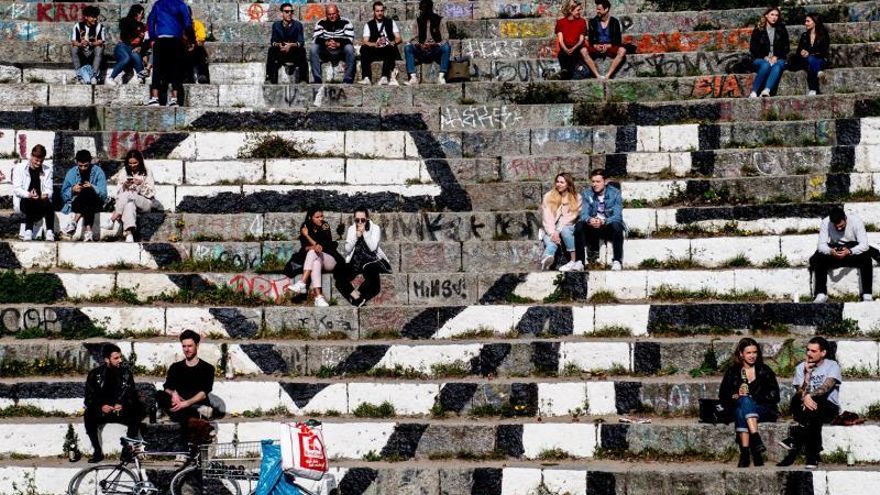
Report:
70,5,106,84
309,4,356,84
581,0,625,80
156,330,215,442
84,344,145,463
12,144,55,241
358,1,402,85
266,3,308,84
404,0,450,85
809,207,877,303
61,150,108,242
574,168,625,271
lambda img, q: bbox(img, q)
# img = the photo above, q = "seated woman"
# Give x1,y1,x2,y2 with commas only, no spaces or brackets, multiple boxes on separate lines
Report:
335,207,392,307
719,337,780,467
797,14,829,96
104,149,156,242
540,172,582,272
748,6,789,98
286,207,343,307
107,5,149,85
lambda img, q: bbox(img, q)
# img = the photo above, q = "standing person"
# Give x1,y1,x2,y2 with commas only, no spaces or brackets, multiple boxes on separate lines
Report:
70,5,105,85
285,207,343,307
84,344,145,463
796,14,829,96
107,5,149,86
574,169,625,270
61,150,107,242
146,0,194,107
103,150,156,243
540,172,582,272
403,0,450,86
266,3,308,84
359,1,402,86
719,338,780,468
335,208,392,307
583,0,625,79
809,207,876,303
748,6,789,98
12,145,55,241
155,330,215,442
183,7,210,84
309,4,356,84
777,337,842,469
554,0,587,80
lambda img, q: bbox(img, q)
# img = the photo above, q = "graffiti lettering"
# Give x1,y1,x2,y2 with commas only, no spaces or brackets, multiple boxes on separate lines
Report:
624,28,752,55
491,59,559,82
624,52,747,78
691,74,750,99
441,105,524,130
498,20,553,38
246,2,267,22
109,131,159,160
443,3,475,19
412,278,467,299
0,307,59,334
37,2,88,22
496,1,553,18
302,4,324,22
229,274,291,303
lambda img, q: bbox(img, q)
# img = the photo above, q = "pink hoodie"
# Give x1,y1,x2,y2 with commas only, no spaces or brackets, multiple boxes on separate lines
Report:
541,190,581,235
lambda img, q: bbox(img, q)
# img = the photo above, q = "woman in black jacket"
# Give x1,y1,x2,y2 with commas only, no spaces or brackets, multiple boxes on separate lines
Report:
719,337,780,467
797,14,830,95
286,207,343,307
748,6,789,97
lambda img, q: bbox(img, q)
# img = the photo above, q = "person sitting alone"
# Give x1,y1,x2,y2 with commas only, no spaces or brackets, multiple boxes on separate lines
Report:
809,207,877,303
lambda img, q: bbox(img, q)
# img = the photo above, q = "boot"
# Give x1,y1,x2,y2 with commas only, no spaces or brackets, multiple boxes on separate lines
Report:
751,443,765,466
738,446,750,468
749,432,766,453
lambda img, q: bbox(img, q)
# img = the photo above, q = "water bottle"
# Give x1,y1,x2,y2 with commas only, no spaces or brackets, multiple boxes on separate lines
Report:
847,445,856,466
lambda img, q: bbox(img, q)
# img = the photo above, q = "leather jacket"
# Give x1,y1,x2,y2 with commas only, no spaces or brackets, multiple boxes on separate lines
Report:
84,364,138,409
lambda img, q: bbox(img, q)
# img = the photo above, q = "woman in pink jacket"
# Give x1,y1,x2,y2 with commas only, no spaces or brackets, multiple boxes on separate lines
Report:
540,172,582,272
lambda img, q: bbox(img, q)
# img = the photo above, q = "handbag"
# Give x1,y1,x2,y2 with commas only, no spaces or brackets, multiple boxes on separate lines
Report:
446,57,470,82
349,238,391,274
283,253,304,278
698,399,732,424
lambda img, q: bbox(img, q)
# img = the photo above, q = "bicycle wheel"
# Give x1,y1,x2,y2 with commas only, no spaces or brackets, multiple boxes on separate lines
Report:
68,464,139,495
169,466,242,495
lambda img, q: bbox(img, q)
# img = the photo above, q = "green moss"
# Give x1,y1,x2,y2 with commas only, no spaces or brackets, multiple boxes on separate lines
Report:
238,133,314,159
0,271,65,304
761,255,791,268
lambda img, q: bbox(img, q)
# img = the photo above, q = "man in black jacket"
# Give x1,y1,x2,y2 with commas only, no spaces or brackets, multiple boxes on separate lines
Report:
84,344,144,463
266,2,308,84
582,0,625,79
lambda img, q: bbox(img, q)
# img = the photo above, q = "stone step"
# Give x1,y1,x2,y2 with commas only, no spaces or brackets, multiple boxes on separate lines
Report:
0,418,877,463
0,336,877,380
2,376,879,419
0,463,873,495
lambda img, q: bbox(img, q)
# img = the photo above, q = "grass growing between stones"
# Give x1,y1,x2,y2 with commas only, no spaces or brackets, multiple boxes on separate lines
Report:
427,450,507,461
588,290,619,304
0,358,80,377
864,402,880,420
650,285,769,302
0,271,65,303
650,324,735,337
238,133,315,159
494,83,575,104
817,318,860,337
720,254,752,268
638,256,703,270
0,404,69,418
352,401,396,418
536,448,575,461
590,325,632,337
761,255,791,268
594,446,739,463
843,366,875,378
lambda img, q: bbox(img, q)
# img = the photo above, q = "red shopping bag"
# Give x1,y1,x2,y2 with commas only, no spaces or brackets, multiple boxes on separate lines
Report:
279,421,328,481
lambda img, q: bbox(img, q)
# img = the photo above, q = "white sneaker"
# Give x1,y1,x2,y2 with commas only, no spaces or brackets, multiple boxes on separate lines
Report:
105,75,117,86
90,77,98,85
358,77,371,85
437,73,446,85
611,261,622,271
863,294,874,302
288,280,307,294
167,98,178,107
558,261,575,272
598,75,607,80
749,91,758,98
314,295,330,307
82,230,93,242
124,233,134,243
389,69,400,86
405,74,418,86
147,97,160,106
540,255,554,271
570,261,584,272
102,218,119,231
813,293,828,303
760,88,771,97
20,229,32,241
63,221,77,236
807,90,817,96
44,230,55,242
378,76,389,85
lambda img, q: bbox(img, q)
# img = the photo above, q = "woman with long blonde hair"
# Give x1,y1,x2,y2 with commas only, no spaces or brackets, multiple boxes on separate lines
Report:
540,172,582,271
748,6,789,97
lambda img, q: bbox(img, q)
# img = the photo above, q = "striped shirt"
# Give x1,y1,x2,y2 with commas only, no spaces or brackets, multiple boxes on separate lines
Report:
313,18,354,46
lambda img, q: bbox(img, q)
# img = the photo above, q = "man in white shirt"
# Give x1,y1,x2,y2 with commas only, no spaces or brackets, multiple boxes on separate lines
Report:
809,207,877,302
358,1,402,85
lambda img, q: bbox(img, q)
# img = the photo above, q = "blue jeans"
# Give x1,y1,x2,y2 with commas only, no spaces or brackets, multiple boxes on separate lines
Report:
542,225,575,258
111,43,144,79
404,42,451,75
805,55,825,92
733,396,775,432
751,58,786,95
309,43,356,83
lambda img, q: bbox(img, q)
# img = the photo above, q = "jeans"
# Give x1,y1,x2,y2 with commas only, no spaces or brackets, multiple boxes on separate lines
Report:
335,261,384,303
542,225,576,258
732,396,776,432
111,43,144,79
309,43,356,83
71,187,103,228
751,58,786,94
805,55,825,92
360,45,400,80
809,248,877,296
575,220,624,263
404,42,451,75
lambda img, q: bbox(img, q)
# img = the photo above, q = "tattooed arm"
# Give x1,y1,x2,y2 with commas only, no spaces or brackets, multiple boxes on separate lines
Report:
807,377,838,399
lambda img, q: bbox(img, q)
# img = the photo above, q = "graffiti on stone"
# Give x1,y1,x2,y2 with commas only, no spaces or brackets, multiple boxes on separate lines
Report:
441,105,524,130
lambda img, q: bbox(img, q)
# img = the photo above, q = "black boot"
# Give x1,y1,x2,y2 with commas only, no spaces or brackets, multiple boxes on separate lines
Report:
88,449,104,463
750,432,766,453
738,446,750,467
751,443,765,466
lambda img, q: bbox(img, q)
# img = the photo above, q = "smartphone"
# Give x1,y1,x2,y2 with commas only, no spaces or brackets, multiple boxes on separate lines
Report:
364,220,371,231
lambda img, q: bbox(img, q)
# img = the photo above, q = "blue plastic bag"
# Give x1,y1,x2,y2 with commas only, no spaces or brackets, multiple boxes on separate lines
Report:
255,440,303,495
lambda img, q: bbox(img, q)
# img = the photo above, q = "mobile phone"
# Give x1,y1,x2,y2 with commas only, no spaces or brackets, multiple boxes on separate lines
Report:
364,220,371,231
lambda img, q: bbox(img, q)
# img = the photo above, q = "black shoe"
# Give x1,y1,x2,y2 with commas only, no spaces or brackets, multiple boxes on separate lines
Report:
777,437,794,451
737,446,750,468
805,455,819,469
751,445,765,467
750,432,766,453
777,451,798,467
88,452,104,463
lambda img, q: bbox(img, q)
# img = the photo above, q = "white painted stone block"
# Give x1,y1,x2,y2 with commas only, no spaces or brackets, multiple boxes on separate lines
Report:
647,270,736,295
691,236,780,267
511,272,559,301
265,158,345,184
348,383,439,415
733,268,806,297
185,160,264,185
436,305,515,338
345,131,405,158
0,132,15,155
624,238,691,266
842,301,880,334
669,152,693,176
849,173,874,193
345,159,421,185
594,303,649,336
570,305,595,335
558,342,631,372
280,383,349,415
659,124,699,152
10,241,56,268
132,342,222,371
780,234,819,265
151,185,176,212
823,425,880,463
586,381,617,415
404,132,420,159
321,422,397,460
625,208,658,233
81,307,166,335
854,144,880,172
278,131,345,157
861,117,880,145
58,242,142,269
16,398,83,415
500,468,543,495
838,381,880,414
825,470,880,494
56,273,115,298
845,202,880,226
191,132,247,160
541,470,587,495
623,180,685,202
14,130,55,158
538,383,588,416
626,152,670,175
375,344,483,373
212,381,282,414
217,83,264,107
147,160,184,184
636,126,660,152
226,344,265,376
826,267,872,296
116,272,182,298
834,340,879,373
521,423,595,458
590,271,648,300
242,184,441,198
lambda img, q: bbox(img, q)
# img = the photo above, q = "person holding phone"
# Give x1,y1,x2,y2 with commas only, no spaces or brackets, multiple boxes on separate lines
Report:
286,207,343,307
403,0,450,85
777,337,841,469
13,145,55,241
335,207,392,306
574,168,625,270
103,149,156,243
748,6,789,97
70,5,105,84
61,150,107,242
809,207,878,302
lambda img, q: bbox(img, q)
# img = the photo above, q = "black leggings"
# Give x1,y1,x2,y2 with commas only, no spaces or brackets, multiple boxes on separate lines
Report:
151,37,186,104
335,262,383,302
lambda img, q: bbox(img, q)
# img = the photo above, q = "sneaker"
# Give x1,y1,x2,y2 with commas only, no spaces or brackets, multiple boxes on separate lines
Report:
807,90,817,96
90,77,98,85
378,76,389,85
167,98,178,107
63,221,77,236
44,230,54,242
864,294,874,302
749,91,758,98
389,69,400,86
540,254,554,271
146,97,160,106
138,70,149,84
405,74,418,86
813,293,828,303
437,73,446,85
20,229,32,241
558,261,576,272
569,260,584,272
196,405,213,419
102,218,119,231
82,230,93,242
314,295,330,307
805,456,819,469
598,75,607,80
358,77,371,85
611,260,622,271
776,451,798,467
777,437,795,451
288,280,307,295
105,74,118,86
760,88,771,97
124,233,134,243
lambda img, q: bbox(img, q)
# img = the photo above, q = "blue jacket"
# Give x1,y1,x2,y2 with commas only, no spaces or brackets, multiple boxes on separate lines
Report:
61,165,108,214
147,0,193,40
579,184,624,226
270,20,304,46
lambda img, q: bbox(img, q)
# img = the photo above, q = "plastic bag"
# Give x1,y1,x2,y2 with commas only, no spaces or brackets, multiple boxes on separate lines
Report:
255,440,303,495
280,421,328,481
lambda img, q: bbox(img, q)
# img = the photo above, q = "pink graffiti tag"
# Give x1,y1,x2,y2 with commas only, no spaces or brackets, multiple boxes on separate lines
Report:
228,274,292,303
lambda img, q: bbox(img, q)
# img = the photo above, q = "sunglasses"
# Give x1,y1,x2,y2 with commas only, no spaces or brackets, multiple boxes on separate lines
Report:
354,218,368,223
282,9,293,13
